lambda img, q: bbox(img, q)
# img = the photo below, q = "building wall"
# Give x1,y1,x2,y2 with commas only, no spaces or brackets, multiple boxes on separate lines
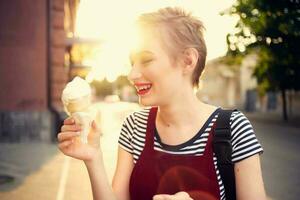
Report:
239,54,258,105
198,55,260,109
50,0,69,110
0,0,70,142
198,60,238,108
0,0,48,111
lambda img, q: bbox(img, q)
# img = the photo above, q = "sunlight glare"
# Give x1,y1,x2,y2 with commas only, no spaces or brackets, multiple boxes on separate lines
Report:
76,0,237,82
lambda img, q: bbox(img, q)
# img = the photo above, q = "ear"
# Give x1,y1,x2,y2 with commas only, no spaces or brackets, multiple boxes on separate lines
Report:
181,48,199,75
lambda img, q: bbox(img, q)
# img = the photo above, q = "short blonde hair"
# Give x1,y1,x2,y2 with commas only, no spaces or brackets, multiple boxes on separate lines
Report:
137,7,207,87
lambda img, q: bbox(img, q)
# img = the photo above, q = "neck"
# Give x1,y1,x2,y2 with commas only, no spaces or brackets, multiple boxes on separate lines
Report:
157,90,205,128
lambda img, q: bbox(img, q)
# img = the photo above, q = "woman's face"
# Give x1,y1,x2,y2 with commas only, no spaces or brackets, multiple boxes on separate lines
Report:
128,28,185,106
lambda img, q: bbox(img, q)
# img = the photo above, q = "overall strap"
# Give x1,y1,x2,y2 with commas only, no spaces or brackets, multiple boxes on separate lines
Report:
213,109,236,200
144,107,158,152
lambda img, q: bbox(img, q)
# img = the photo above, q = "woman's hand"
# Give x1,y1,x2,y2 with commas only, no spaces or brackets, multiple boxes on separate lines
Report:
153,191,193,200
57,117,102,162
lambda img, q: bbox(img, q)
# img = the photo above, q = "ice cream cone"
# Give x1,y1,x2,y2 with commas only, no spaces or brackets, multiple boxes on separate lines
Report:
72,112,92,144
61,76,93,144
64,95,91,115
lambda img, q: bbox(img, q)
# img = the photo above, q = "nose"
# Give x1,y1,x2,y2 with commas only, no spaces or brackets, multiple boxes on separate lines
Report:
128,65,142,83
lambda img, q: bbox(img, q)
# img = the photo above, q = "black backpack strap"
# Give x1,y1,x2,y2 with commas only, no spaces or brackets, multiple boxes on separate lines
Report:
213,109,236,200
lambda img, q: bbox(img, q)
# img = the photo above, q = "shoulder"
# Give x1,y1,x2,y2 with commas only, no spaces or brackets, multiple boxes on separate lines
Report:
122,107,152,129
215,108,252,137
118,107,151,154
229,109,253,132
230,109,245,119
226,109,263,162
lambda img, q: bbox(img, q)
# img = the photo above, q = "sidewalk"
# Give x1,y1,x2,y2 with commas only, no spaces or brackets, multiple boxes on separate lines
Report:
0,101,139,200
0,144,93,200
0,132,120,200
245,110,300,129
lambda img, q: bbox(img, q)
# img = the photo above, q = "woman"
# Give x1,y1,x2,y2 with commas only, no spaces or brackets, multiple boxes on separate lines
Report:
57,7,266,200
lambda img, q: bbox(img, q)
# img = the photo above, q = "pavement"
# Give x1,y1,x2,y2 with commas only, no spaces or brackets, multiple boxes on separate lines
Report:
247,112,300,200
0,144,92,200
245,110,300,129
0,101,139,200
0,103,299,200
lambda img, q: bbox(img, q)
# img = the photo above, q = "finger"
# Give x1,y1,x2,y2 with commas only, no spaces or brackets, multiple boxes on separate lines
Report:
174,192,192,200
153,196,163,200
91,120,100,132
58,139,74,150
91,120,102,136
175,191,189,197
61,124,81,132
64,117,75,125
57,131,80,142
153,194,172,200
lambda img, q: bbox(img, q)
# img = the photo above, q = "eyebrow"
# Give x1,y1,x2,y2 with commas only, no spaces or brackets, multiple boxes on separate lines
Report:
129,51,154,64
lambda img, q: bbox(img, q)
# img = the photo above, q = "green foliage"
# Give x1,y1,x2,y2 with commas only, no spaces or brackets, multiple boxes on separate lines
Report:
115,76,132,90
224,0,300,92
91,79,113,97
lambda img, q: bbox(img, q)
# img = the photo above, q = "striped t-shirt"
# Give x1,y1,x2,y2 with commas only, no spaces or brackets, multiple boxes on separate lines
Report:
118,107,263,200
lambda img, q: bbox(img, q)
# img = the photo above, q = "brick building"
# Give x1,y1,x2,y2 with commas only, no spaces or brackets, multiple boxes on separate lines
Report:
0,0,79,142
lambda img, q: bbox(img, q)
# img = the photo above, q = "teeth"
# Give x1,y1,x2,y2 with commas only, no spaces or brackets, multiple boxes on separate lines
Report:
137,84,151,91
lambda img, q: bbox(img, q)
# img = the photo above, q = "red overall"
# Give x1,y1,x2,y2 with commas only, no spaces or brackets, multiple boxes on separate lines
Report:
129,107,221,200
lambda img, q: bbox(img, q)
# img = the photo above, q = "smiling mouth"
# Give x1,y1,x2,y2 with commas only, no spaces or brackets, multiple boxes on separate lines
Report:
135,84,152,96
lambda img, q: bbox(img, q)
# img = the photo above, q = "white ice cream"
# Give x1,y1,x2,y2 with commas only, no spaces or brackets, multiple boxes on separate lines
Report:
62,76,91,103
61,76,93,144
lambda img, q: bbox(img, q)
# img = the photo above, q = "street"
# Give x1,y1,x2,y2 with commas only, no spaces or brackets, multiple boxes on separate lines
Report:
0,102,299,200
249,117,300,200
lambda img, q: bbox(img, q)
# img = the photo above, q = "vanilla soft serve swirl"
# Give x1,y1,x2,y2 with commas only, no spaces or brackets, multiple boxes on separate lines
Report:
61,76,93,144
62,76,91,103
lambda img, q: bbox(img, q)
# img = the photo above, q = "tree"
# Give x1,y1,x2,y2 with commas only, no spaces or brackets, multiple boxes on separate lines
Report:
91,79,113,97
224,0,300,120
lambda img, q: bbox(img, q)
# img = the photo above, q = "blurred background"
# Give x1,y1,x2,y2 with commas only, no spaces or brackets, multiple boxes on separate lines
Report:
0,0,299,199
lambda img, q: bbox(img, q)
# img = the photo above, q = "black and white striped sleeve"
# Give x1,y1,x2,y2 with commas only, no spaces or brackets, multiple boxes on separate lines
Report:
230,111,263,163
118,113,135,154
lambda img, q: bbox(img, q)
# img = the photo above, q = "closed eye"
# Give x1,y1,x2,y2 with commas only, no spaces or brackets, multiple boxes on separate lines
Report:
130,59,153,67
129,50,155,66
141,59,153,65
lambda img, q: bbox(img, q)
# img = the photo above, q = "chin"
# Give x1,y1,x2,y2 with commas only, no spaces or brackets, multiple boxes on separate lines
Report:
138,96,157,107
